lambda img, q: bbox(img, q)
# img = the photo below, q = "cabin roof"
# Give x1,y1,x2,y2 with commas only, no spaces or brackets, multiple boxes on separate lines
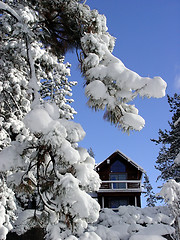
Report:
96,150,145,173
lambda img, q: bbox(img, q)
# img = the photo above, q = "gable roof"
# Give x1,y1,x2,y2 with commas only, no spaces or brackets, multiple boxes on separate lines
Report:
96,150,145,173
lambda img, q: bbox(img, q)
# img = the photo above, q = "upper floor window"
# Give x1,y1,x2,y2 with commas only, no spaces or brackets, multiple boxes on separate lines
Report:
110,173,127,189
110,160,126,173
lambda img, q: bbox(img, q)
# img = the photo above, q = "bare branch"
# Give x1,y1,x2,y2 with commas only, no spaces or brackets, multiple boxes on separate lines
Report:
3,89,22,118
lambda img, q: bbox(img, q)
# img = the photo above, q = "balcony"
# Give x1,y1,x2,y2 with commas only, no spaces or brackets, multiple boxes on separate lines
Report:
98,180,142,193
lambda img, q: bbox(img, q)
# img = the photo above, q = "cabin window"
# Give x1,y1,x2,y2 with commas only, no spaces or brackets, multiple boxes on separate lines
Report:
110,160,126,173
110,173,127,189
109,197,129,208
110,160,127,188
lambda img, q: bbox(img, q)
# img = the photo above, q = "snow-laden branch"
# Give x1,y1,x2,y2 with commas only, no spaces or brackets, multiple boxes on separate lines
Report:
25,35,40,108
3,89,23,118
0,1,21,21
81,32,167,132
0,1,40,108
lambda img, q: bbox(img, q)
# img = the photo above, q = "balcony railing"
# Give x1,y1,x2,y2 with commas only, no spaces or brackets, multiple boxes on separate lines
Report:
98,180,142,192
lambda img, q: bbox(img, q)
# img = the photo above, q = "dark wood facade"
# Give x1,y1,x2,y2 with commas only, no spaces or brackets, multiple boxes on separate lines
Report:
96,150,144,209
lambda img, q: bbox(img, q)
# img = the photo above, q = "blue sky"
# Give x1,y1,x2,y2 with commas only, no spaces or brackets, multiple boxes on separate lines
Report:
65,0,180,206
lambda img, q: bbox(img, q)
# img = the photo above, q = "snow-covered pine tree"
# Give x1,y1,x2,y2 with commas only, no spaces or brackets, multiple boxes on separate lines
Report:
151,94,180,182
143,173,156,207
0,2,101,239
158,179,180,240
0,2,31,150
0,0,168,239
153,94,180,240
0,177,16,240
0,0,77,151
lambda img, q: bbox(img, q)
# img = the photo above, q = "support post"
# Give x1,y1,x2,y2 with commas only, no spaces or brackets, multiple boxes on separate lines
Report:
102,196,105,208
135,196,137,207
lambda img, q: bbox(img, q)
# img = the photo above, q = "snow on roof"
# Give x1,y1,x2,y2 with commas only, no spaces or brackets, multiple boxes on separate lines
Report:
96,150,145,173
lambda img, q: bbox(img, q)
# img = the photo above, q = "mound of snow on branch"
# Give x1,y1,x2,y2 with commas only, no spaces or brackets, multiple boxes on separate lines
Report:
81,31,167,131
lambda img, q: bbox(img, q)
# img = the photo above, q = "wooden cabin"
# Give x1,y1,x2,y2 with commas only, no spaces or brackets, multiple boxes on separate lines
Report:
95,150,144,209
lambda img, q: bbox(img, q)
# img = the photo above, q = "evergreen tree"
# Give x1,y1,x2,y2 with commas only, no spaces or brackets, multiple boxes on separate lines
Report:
87,147,95,158
151,94,180,182
0,177,16,240
153,94,180,239
0,2,100,239
143,173,156,207
158,179,180,240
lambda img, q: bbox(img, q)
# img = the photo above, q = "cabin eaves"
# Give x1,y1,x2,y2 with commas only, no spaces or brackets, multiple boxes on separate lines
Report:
96,150,145,174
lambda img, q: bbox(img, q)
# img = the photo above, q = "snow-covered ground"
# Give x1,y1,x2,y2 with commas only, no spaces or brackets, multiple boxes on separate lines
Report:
11,205,175,240
90,206,175,240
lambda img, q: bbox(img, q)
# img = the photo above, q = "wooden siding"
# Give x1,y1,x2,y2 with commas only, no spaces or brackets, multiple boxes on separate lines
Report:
97,153,142,182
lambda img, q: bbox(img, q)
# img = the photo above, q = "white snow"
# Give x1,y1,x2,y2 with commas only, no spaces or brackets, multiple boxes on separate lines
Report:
158,179,180,204
79,232,101,240
23,106,53,133
74,162,101,191
24,105,86,143
129,235,166,240
0,225,8,240
59,119,86,143
0,180,16,240
60,140,81,164
0,143,23,171
139,76,167,98
121,112,145,131
174,117,180,127
0,2,21,21
85,80,107,101
44,102,60,120
95,224,122,240
133,223,175,237
92,206,175,240
58,173,100,224
13,210,41,235
174,152,180,164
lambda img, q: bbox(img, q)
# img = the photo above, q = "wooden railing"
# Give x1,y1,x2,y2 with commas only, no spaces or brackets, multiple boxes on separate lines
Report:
98,180,142,192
